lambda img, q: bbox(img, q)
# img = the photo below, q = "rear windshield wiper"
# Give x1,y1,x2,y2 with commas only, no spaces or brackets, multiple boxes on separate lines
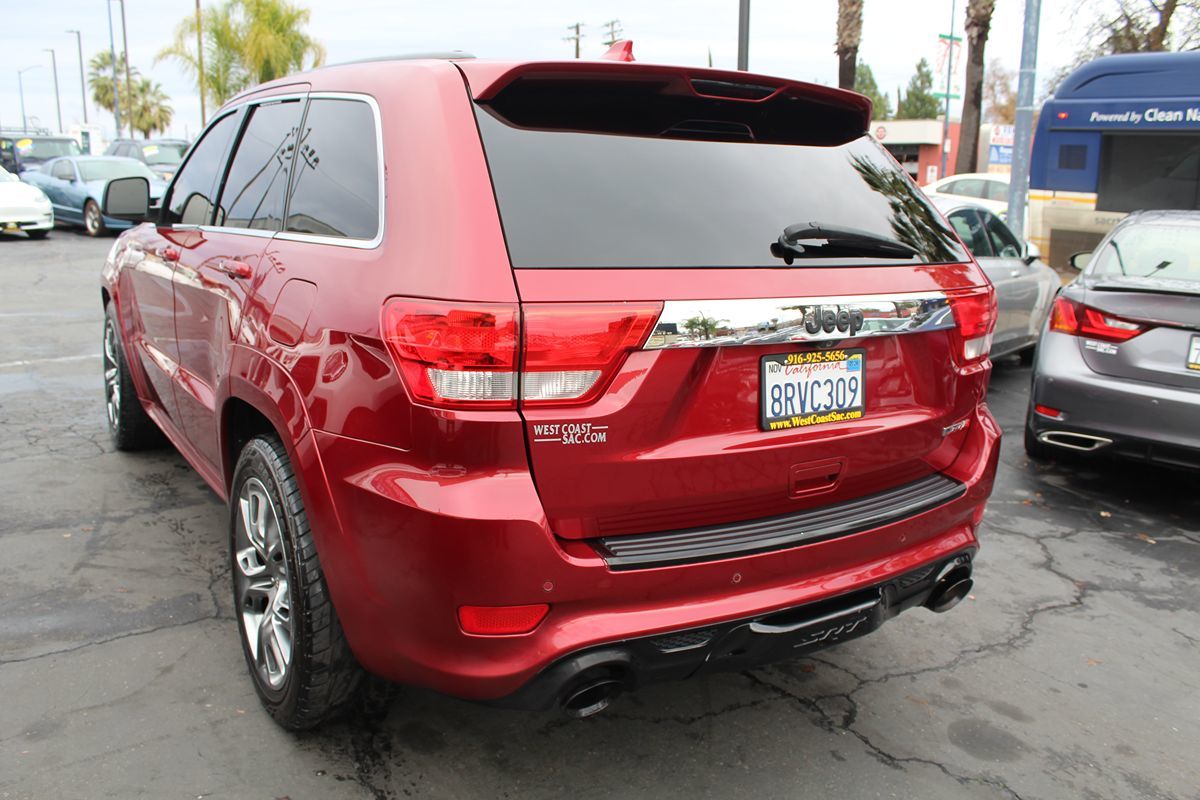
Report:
770,222,919,264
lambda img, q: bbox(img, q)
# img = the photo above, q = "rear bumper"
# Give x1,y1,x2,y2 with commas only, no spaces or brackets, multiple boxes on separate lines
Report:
1030,332,1200,467
302,402,999,701
492,552,973,712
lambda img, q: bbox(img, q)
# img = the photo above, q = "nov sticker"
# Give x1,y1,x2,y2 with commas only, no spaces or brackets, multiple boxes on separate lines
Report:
531,423,609,445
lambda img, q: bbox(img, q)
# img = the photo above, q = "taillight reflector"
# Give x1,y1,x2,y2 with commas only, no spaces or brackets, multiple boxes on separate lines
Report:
1034,404,1063,419
947,287,997,362
381,299,662,409
458,604,549,635
1049,296,1146,342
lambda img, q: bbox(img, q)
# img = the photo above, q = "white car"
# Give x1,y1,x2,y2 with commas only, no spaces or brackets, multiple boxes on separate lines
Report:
925,172,1010,219
0,166,53,238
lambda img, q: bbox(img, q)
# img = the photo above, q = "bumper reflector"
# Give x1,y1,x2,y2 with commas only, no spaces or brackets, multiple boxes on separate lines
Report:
458,603,550,635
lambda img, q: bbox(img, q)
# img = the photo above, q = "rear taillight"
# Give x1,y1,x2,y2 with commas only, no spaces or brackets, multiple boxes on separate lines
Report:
381,300,519,408
381,299,662,409
947,286,997,363
1049,296,1146,342
522,303,662,406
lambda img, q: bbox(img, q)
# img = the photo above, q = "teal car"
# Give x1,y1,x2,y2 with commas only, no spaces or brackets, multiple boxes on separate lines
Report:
23,156,167,236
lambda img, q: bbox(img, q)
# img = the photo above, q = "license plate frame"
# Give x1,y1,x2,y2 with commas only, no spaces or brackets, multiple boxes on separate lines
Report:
1187,335,1200,371
759,348,866,431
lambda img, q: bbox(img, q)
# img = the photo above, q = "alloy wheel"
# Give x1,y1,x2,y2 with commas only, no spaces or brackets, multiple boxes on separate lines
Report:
234,478,294,690
103,318,121,430
85,204,100,235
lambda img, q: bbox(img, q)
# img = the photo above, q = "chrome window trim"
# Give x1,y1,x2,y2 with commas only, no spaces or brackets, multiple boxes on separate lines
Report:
644,291,955,350
183,91,386,250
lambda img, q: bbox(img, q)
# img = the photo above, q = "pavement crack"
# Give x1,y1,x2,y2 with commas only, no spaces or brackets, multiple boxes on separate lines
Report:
0,614,219,666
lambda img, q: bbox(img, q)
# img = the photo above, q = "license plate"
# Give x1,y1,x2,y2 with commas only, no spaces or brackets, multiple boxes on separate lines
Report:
1188,335,1200,371
760,349,865,431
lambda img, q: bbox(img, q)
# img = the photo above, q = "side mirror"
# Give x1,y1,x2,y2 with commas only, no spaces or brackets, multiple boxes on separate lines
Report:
1022,240,1042,265
103,176,150,221
1068,251,1092,271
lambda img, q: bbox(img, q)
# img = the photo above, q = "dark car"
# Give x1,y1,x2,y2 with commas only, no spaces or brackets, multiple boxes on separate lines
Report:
104,138,190,182
24,156,167,236
99,51,1000,729
0,133,82,174
1026,210,1200,467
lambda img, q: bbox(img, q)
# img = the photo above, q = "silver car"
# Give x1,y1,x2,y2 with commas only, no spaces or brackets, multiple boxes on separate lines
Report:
1025,210,1200,468
932,196,1059,361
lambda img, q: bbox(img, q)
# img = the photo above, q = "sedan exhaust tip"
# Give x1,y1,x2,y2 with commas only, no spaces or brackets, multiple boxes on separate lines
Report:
1037,430,1113,452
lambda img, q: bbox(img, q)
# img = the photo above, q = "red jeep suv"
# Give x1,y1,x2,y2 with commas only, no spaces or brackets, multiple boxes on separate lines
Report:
99,50,999,728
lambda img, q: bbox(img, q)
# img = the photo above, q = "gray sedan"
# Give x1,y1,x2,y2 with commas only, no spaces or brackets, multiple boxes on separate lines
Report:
931,196,1059,361
1024,210,1200,468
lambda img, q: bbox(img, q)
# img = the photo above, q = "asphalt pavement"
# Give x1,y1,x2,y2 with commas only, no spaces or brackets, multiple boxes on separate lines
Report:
1,231,1197,800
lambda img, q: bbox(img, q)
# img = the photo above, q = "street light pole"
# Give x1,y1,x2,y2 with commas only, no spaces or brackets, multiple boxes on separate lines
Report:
116,0,134,139
1006,0,1041,240
737,0,750,71
18,66,41,133
67,30,88,124
940,0,956,180
195,0,206,125
45,49,63,133
106,0,122,137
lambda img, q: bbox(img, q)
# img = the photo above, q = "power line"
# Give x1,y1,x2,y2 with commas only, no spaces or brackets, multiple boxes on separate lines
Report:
601,19,623,47
564,22,584,59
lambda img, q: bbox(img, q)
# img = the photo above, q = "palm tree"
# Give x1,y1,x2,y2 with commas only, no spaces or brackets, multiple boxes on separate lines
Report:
130,79,174,138
158,0,325,114
835,0,864,90
88,51,140,122
955,0,996,174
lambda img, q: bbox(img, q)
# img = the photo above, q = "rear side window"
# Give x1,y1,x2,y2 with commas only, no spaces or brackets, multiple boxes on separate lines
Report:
215,99,304,230
165,112,238,225
947,209,992,258
983,212,1022,258
985,181,1008,202
284,98,380,240
475,82,965,268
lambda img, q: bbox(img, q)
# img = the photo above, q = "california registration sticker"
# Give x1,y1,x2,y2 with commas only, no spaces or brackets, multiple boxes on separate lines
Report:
1187,335,1200,371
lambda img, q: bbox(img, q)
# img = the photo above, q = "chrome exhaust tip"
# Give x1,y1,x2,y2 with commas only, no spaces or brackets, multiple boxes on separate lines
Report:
561,679,624,719
1037,430,1113,452
925,562,974,614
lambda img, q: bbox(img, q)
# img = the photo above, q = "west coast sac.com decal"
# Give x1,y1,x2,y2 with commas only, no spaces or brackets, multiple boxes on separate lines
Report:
532,423,608,445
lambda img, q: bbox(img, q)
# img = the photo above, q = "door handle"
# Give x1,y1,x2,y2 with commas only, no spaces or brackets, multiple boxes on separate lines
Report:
156,245,179,262
219,260,253,279
1010,269,1021,278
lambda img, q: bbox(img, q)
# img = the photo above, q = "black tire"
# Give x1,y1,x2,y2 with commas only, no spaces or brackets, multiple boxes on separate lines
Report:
83,200,105,237
230,435,366,730
103,304,163,450
26,229,48,240
1018,345,1036,366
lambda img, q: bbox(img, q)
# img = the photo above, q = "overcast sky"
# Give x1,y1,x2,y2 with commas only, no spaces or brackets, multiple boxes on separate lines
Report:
1,0,1077,142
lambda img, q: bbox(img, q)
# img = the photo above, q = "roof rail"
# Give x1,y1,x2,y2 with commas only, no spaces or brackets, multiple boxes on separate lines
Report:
330,51,475,67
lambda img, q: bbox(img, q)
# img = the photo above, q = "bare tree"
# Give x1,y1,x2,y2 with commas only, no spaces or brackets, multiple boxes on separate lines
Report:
836,0,864,90
955,0,996,175
983,59,1016,123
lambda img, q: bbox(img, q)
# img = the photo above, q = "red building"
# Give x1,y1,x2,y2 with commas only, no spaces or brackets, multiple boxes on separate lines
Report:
871,119,962,186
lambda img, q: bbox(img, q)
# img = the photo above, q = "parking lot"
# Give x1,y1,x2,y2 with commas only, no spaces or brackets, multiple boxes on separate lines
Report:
0,231,1197,800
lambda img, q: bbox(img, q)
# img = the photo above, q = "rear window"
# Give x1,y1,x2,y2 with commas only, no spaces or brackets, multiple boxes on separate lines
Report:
474,83,965,269
1091,223,1200,287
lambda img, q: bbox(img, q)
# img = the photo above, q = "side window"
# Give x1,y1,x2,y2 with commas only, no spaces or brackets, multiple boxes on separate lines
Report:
215,99,304,230
982,212,1022,258
165,112,239,225
51,160,75,181
285,98,380,240
985,181,1008,202
954,179,986,199
947,209,993,258
939,180,961,195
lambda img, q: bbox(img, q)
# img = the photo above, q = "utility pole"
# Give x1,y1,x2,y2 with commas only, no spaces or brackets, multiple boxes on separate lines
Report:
737,0,750,71
564,22,584,58
117,0,134,139
195,0,206,125
45,49,63,133
1007,0,1041,239
938,0,959,180
601,19,623,47
67,30,87,124
106,1,122,137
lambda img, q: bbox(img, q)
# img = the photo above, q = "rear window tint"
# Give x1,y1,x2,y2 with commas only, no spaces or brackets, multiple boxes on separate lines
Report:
475,106,966,269
216,99,304,231
284,98,380,240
